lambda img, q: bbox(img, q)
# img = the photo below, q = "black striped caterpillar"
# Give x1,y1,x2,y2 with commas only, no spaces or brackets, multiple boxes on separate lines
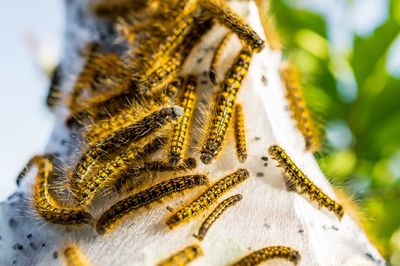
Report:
96,175,208,235
157,244,204,266
166,168,249,228
194,194,242,241
268,145,344,219
233,104,247,163
231,246,301,265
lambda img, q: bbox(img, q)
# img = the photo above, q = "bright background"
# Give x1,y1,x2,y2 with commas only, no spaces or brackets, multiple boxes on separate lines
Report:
0,0,399,264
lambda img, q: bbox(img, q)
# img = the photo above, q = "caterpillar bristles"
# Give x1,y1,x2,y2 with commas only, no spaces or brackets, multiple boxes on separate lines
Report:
231,246,301,266
194,194,242,241
268,145,344,219
200,45,253,165
166,168,249,228
157,244,204,266
96,174,208,235
63,244,90,266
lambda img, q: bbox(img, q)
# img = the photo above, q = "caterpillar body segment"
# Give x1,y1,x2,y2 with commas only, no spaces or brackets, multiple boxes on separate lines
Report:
96,175,208,234
233,104,247,163
73,136,168,206
33,157,92,225
231,246,301,266
166,168,249,228
200,46,253,164
63,244,90,266
169,76,198,166
194,194,242,241
157,244,204,266
268,145,344,219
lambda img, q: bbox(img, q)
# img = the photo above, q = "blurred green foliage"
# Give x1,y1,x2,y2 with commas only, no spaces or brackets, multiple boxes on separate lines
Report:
270,0,400,263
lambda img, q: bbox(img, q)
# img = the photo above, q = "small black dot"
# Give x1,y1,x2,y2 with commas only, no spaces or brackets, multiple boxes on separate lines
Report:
9,218,17,228
331,225,339,231
42,243,46,247
53,251,59,259
261,75,268,86
264,163,268,167
26,234,32,239
254,137,261,141
12,260,16,265
197,58,203,63
13,243,23,251
261,156,269,161
202,71,208,77
256,172,264,177
298,229,304,233
201,80,208,85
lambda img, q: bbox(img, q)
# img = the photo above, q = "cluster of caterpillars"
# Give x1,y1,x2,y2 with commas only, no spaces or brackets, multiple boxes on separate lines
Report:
17,0,345,265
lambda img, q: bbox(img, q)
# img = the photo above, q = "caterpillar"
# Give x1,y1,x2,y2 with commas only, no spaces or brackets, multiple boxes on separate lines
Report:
63,244,90,266
33,157,92,225
115,157,197,193
96,174,208,235
73,136,168,206
233,104,247,163
74,106,183,184
166,168,249,228
90,0,148,18
46,65,62,109
231,246,301,266
194,194,242,241
157,244,204,266
199,0,264,52
169,76,198,166
16,155,49,186
209,32,233,85
200,46,253,164
268,145,344,219
280,62,319,151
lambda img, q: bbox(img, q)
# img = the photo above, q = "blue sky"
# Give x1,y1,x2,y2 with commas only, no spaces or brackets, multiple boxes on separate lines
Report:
0,0,393,201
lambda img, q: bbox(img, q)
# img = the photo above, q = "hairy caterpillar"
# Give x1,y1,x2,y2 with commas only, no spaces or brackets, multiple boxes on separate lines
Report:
96,175,208,235
33,157,92,225
115,157,197,193
169,76,198,166
194,194,242,241
200,46,253,164
63,244,90,266
199,0,264,52
233,104,247,163
74,106,183,184
166,168,249,228
231,246,301,265
209,32,233,85
73,136,168,206
157,244,204,266
268,145,344,219
280,62,319,151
